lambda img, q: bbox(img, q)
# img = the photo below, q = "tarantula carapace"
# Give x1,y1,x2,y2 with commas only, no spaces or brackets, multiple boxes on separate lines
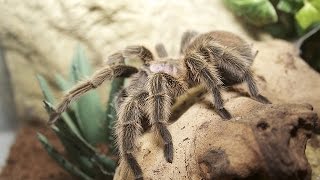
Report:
49,30,270,180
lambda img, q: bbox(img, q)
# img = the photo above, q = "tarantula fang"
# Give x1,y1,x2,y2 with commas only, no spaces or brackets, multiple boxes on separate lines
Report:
48,30,270,180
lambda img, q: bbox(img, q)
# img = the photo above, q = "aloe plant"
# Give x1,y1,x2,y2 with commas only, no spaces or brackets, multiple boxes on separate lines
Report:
36,46,125,179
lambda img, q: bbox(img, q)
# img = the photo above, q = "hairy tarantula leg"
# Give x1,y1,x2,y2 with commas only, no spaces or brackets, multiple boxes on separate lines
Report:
105,51,125,65
245,71,271,104
155,43,168,58
123,45,154,64
205,45,270,105
114,88,128,112
116,92,148,180
185,56,232,119
49,65,138,124
206,45,251,78
147,73,176,163
180,30,198,54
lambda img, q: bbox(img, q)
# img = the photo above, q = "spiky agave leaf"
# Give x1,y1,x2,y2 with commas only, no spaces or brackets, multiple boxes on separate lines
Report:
37,75,81,136
37,133,93,180
70,45,106,144
38,46,119,179
56,123,116,170
43,100,92,171
55,73,72,91
51,116,116,177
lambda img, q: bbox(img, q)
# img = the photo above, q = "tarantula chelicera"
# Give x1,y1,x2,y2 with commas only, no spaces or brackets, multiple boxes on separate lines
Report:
49,30,270,179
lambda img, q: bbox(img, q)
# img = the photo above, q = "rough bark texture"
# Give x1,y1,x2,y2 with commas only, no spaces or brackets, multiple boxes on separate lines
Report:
114,94,319,180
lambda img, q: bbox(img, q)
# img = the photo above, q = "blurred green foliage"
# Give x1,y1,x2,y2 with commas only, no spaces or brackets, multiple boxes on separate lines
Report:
295,0,320,30
224,0,320,38
224,0,278,26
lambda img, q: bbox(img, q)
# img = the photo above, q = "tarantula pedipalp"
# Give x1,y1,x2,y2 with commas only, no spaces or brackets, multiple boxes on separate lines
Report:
48,30,270,180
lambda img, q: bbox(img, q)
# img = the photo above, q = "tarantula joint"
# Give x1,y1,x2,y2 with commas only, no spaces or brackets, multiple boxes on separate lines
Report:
48,30,270,180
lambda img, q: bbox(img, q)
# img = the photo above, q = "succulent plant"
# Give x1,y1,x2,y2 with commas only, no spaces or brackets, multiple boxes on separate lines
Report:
224,0,320,38
36,46,125,180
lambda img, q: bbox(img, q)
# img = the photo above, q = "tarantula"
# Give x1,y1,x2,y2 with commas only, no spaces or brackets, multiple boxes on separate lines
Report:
49,30,270,180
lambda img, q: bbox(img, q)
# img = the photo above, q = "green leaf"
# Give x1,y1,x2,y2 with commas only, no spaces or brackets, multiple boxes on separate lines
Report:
55,74,72,91
36,75,55,104
52,125,97,176
264,11,297,38
70,45,106,144
52,120,116,175
277,0,304,14
37,133,93,180
44,100,82,137
37,76,81,137
54,74,78,112
224,0,278,26
296,0,320,30
70,45,92,82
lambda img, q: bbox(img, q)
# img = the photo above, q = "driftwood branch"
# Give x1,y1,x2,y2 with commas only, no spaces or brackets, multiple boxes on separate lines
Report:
114,93,319,180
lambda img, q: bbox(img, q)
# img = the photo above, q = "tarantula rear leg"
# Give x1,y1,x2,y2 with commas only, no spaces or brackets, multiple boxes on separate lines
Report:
116,92,149,180
244,71,271,104
185,56,232,119
49,64,138,124
205,44,271,105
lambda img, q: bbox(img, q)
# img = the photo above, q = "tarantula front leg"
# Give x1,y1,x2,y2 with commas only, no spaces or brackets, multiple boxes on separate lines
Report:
185,55,232,119
116,92,148,180
105,51,125,65
147,73,186,162
49,64,138,124
123,45,154,64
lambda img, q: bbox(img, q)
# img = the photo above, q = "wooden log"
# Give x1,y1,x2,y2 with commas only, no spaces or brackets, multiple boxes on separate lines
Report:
114,92,319,180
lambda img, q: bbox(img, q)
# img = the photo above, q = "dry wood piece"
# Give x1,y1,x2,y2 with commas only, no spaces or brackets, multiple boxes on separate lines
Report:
114,92,319,180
